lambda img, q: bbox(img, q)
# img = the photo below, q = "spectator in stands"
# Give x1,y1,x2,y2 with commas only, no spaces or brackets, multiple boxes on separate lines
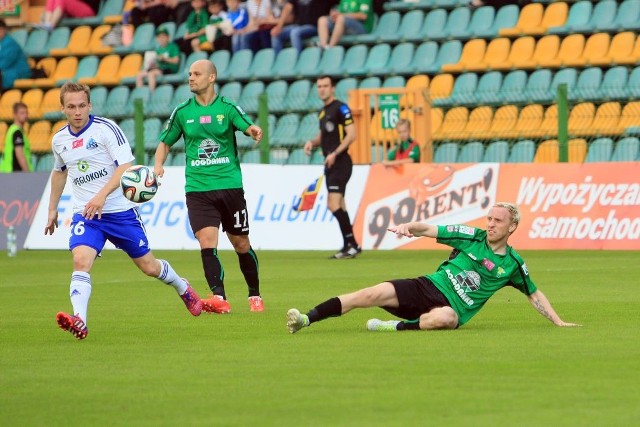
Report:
240,0,278,53
0,102,32,173
468,0,529,9
226,0,250,52
38,0,100,31
206,0,232,51
317,0,373,49
130,0,173,28
175,0,209,55
270,0,337,53
0,19,31,91
168,0,194,26
382,119,421,167
136,26,181,92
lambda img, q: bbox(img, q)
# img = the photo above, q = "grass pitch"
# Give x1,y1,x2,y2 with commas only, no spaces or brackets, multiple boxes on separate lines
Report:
1,249,639,426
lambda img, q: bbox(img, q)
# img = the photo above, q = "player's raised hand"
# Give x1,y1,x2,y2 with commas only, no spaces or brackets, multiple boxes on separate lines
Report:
388,224,415,238
247,125,263,144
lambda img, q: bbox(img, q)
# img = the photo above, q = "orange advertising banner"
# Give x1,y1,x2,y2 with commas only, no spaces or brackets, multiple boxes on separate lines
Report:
353,163,640,250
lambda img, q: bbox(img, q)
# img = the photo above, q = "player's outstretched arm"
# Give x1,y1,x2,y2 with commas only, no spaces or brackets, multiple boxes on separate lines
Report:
528,290,581,327
246,125,263,144
388,222,438,238
154,142,171,179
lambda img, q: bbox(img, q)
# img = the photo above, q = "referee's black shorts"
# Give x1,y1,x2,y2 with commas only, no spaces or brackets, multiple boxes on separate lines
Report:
186,188,250,235
382,276,452,321
325,158,353,194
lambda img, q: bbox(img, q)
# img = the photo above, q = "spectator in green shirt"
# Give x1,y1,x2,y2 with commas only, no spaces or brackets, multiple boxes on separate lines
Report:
317,0,373,49
382,119,421,167
136,26,181,92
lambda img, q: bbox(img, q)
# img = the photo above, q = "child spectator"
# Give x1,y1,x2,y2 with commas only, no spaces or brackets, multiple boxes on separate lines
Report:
175,0,209,54
225,0,249,53
136,25,181,92
317,0,373,49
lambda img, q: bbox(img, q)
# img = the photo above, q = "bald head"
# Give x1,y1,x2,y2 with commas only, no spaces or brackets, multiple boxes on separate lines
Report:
190,59,217,77
188,59,218,99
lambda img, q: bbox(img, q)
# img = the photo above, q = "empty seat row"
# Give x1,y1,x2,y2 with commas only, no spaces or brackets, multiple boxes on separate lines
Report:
443,31,640,73
433,65,640,107
431,102,640,141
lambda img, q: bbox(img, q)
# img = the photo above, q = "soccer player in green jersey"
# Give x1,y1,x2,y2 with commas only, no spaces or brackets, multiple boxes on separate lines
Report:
287,202,580,333
154,59,265,314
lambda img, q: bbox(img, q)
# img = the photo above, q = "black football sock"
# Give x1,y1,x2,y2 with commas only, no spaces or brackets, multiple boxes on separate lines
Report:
307,297,342,324
201,248,225,298
237,246,260,297
332,208,358,248
396,320,421,331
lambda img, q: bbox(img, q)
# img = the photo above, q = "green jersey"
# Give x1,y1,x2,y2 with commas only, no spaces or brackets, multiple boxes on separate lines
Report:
160,95,253,192
338,0,374,33
156,42,180,74
428,225,538,325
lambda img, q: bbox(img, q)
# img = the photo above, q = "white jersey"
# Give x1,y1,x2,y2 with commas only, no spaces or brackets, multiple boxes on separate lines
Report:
52,115,136,214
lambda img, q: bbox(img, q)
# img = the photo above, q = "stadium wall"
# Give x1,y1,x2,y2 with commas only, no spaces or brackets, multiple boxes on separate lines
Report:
16,162,640,251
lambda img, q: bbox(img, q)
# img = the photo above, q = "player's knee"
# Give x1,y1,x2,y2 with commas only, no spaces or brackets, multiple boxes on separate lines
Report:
422,307,458,330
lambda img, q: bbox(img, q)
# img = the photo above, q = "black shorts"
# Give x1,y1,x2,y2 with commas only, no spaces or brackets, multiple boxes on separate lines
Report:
325,158,352,194
186,189,250,235
383,276,452,321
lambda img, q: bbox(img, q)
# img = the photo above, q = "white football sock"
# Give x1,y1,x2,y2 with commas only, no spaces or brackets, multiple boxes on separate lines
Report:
157,259,188,294
70,271,92,325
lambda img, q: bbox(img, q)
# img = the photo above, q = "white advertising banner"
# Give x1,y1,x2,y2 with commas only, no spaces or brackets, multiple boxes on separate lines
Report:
25,164,370,250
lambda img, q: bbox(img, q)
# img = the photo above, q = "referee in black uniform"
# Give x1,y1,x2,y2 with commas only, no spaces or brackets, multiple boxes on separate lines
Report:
304,75,362,259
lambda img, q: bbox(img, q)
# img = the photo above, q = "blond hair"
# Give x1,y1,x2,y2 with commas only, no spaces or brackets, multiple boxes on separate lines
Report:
60,81,91,106
493,202,520,225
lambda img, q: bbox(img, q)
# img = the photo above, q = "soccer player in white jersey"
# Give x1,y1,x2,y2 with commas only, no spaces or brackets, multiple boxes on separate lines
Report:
44,81,203,340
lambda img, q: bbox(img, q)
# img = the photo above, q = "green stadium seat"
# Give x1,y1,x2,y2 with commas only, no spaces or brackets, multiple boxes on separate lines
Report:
611,137,639,161
571,0,616,34
424,40,462,74
499,70,527,104
316,46,344,77
35,153,55,172
222,49,253,82
210,50,230,80
268,47,298,80
310,150,325,164
434,142,459,163
24,29,49,58
523,69,552,103
284,79,312,112
10,28,28,50
285,46,321,79
242,149,261,164
386,43,414,76
571,67,603,102
335,78,357,103
546,68,578,103
170,152,186,166
548,0,592,35
410,41,439,74
266,80,288,113
626,67,640,99
338,45,368,77
483,141,510,162
238,81,265,114
89,86,108,117
269,149,289,165
358,11,400,44
383,76,405,88
585,137,613,162
466,6,495,39
143,118,163,150
119,118,135,148
219,81,241,102
307,82,322,111
271,113,300,147
246,48,276,81
353,43,391,77
476,4,518,38
600,0,640,31
104,86,130,120
597,66,628,101
457,141,484,163
474,71,503,105
434,72,477,108
359,76,381,91
442,7,472,40
124,86,151,117
147,84,174,117
296,113,319,145
171,84,191,106
408,8,446,42
114,22,156,55
508,140,536,163
382,10,424,43
287,148,310,165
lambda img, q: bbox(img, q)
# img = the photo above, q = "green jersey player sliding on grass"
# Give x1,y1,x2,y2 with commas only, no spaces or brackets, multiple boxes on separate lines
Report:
287,202,581,333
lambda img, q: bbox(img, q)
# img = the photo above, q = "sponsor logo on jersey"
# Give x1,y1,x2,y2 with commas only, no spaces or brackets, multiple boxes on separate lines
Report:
86,138,98,150
325,121,335,132
192,138,230,166
482,258,495,271
187,119,194,124
496,267,506,277
236,105,246,115
216,114,224,124
446,269,474,306
467,252,477,260
339,104,351,118
72,167,108,186
521,263,529,276
77,160,89,172
72,138,84,149
446,225,475,235
200,116,212,124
